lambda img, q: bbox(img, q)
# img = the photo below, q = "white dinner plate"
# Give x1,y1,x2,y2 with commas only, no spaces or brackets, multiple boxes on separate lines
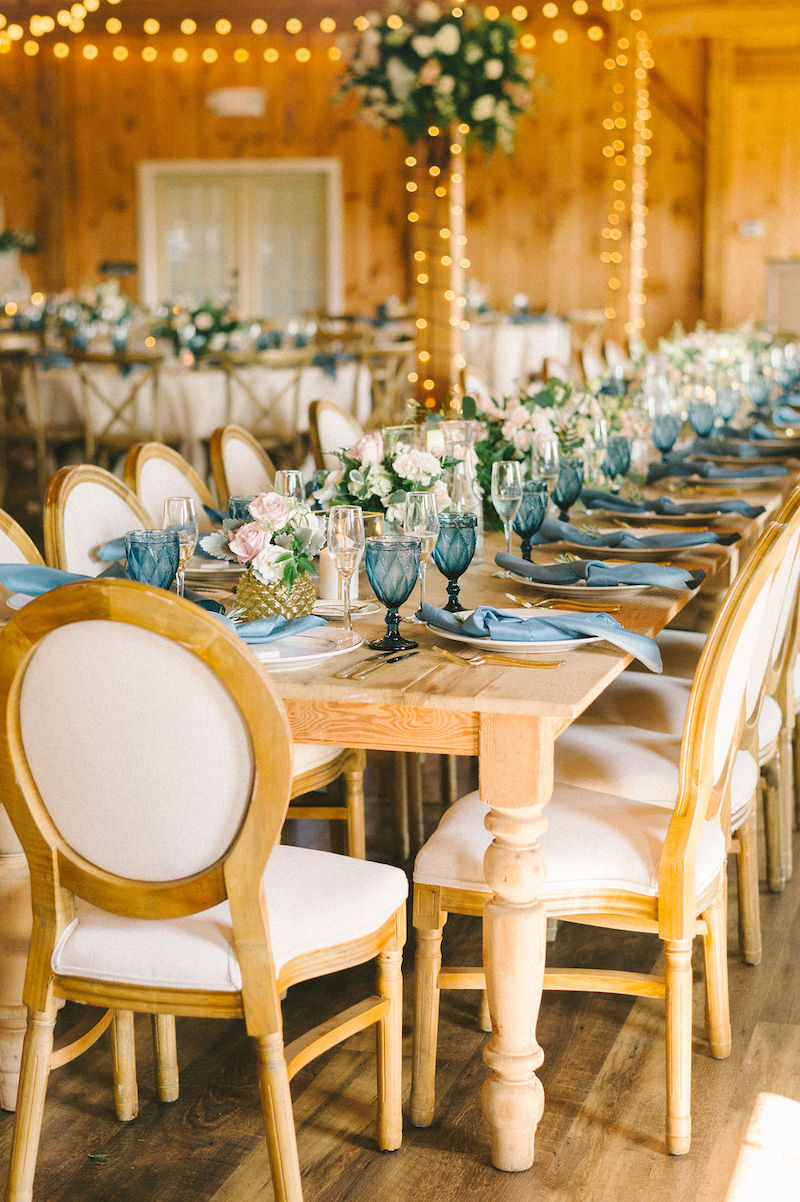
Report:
184,557,245,586
312,599,381,620
249,627,362,670
426,608,601,654
683,472,789,491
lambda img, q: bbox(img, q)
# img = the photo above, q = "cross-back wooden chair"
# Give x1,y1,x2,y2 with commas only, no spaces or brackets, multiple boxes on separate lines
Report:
70,350,165,465
308,398,364,472
218,348,312,464
208,424,277,509
43,464,151,576
411,518,787,1156
123,441,217,534
0,579,406,1202
362,342,415,430
0,507,44,566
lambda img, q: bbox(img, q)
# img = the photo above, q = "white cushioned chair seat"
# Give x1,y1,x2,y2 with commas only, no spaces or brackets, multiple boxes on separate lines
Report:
555,722,758,828
413,788,726,902
53,845,408,990
292,742,346,776
576,672,783,757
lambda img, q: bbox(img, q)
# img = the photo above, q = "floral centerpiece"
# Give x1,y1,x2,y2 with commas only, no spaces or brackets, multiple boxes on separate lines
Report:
336,1,538,153
201,492,326,620
314,430,452,526
0,228,38,253
54,279,132,348
149,297,243,362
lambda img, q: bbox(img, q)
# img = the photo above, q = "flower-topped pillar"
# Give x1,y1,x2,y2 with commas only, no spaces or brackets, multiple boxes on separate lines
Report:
336,2,537,415
407,126,466,414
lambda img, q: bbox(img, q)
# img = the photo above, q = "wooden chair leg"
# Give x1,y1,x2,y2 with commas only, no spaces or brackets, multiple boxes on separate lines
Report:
111,1009,139,1121
393,753,410,861
663,938,693,1155
376,941,403,1152
477,990,491,1034
344,750,367,859
441,754,459,809
253,1033,303,1202
410,921,444,1128
734,808,762,965
762,758,785,893
794,717,800,831
408,753,425,850
6,1003,58,1202
701,885,731,1060
778,726,794,884
151,1014,179,1103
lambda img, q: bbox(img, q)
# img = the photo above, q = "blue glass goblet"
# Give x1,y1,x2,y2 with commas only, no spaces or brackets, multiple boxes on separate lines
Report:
512,480,548,561
125,529,180,590
551,457,584,522
715,386,739,427
433,513,476,612
688,400,716,438
228,495,256,522
365,536,421,651
747,372,771,409
605,434,632,487
652,413,682,461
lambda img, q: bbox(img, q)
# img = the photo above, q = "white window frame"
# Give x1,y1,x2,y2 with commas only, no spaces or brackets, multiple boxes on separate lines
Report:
137,158,344,316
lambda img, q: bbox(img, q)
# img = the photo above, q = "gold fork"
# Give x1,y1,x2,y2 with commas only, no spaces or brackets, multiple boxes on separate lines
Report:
504,591,621,613
433,645,563,669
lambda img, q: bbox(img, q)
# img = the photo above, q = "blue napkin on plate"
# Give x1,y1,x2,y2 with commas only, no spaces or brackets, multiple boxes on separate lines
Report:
203,503,228,525
771,406,800,426
232,614,327,644
687,438,768,460
646,458,788,484
580,489,650,513
530,517,739,549
495,552,705,591
96,536,128,562
421,602,662,672
580,490,763,519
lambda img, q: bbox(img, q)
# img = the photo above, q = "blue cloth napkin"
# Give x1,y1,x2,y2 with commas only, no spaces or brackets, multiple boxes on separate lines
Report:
687,438,764,460
530,517,739,549
96,536,128,562
232,614,327,644
495,552,705,591
647,458,788,484
771,406,800,426
580,489,650,513
203,504,227,525
421,602,662,673
0,564,88,594
580,489,763,519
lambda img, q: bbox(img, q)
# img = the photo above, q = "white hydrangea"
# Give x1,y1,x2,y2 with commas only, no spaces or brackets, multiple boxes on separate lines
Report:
250,544,291,586
434,24,460,55
386,57,416,101
484,58,504,80
392,448,442,486
411,34,435,58
417,0,442,21
472,94,496,122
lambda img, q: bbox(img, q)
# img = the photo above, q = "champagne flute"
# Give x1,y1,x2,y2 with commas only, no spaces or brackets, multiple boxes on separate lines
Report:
163,496,198,598
274,470,304,502
326,506,365,632
491,460,523,572
404,491,439,620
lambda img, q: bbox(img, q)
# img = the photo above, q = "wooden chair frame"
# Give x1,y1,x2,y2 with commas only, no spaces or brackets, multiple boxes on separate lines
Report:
209,424,277,510
308,398,364,472
0,507,44,566
70,350,165,464
0,579,405,1202
218,349,311,462
411,519,788,1156
43,464,152,573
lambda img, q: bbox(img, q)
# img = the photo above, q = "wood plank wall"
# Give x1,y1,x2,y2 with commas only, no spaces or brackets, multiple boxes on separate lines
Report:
0,16,713,345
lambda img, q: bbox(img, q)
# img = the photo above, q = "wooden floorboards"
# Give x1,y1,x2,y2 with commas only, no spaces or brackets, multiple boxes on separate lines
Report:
2,751,800,1201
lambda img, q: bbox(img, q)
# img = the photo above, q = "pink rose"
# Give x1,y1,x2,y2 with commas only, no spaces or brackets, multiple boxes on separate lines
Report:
227,521,272,564
247,492,290,528
348,432,384,463
419,58,442,86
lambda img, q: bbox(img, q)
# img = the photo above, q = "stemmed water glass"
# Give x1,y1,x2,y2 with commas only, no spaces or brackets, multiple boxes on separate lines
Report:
551,456,584,522
274,470,304,501
326,506,365,633
432,512,476,611
687,399,716,439
512,479,548,561
604,434,632,489
365,536,421,652
651,413,682,461
531,435,560,496
491,461,523,567
404,491,439,620
163,496,198,598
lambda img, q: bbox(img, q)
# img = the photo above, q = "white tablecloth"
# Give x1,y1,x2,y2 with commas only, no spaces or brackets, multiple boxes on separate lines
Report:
24,356,372,471
462,317,571,396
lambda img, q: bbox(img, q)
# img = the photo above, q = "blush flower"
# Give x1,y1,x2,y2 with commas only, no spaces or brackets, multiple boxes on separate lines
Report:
227,522,273,564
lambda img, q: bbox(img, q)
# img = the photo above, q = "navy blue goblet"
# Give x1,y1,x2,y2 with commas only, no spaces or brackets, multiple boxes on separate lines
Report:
652,413,682,461
512,480,548,560
551,456,584,522
365,536,421,651
125,529,180,590
604,434,632,487
432,512,476,611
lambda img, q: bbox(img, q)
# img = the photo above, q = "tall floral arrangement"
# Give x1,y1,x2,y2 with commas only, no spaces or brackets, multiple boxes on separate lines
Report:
336,1,537,153
315,430,452,526
201,492,325,590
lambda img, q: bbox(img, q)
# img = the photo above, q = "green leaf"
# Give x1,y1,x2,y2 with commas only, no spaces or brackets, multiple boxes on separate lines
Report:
461,395,478,420
88,1153,108,1162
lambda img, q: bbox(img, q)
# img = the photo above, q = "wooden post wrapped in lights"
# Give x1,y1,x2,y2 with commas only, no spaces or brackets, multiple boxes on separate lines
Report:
407,126,467,414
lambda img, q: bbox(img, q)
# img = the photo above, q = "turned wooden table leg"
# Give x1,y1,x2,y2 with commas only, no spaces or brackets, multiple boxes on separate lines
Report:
479,714,552,1172
0,808,32,1111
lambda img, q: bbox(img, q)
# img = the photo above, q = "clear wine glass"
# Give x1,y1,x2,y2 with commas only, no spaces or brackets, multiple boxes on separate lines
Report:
274,470,304,502
326,506,365,632
404,491,439,621
163,496,198,598
491,460,523,572
531,435,560,497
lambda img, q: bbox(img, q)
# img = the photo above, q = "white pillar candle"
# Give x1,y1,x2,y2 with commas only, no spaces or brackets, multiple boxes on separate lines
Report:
317,547,359,602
